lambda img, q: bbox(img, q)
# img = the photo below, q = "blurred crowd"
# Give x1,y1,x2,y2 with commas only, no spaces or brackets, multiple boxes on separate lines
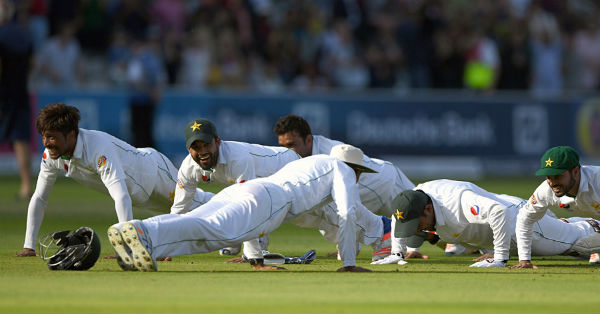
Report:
6,0,600,95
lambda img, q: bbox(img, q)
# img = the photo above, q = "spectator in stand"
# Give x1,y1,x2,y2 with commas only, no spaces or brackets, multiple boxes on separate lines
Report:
528,8,563,98
34,22,83,88
126,34,166,148
572,14,600,90
178,26,212,89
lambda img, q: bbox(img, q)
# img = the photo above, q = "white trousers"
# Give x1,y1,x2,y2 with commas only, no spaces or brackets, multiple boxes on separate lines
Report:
140,182,290,259
523,215,598,256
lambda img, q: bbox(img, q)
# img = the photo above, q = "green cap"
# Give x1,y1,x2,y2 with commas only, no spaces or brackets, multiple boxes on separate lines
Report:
393,190,429,239
535,146,580,176
185,119,218,149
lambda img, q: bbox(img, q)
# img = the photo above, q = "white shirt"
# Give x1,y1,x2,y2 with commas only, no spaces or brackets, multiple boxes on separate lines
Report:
171,141,300,214
25,128,178,249
414,180,521,261
516,165,600,260
254,154,362,266
312,135,415,214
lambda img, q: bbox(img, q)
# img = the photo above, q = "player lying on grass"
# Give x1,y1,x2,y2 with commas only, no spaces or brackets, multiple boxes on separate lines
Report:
514,146,600,268
14,103,214,257
108,144,384,272
172,118,300,255
274,114,414,260
374,179,600,267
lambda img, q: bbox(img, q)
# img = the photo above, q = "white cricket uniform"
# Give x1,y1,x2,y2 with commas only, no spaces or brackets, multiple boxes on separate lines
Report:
516,166,600,260
403,180,599,262
170,141,300,214
138,155,365,267
23,128,213,249
294,135,414,244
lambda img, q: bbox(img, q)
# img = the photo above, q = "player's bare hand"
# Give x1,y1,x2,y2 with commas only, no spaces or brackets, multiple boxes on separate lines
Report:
157,256,172,261
473,253,494,262
405,251,429,259
252,264,286,270
509,260,538,269
336,266,373,272
326,251,338,258
14,248,38,257
225,256,249,263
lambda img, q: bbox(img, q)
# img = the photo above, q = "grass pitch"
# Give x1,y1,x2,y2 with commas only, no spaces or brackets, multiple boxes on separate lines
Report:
0,176,599,314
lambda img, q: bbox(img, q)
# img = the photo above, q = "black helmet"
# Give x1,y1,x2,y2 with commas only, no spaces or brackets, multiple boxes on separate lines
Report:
38,226,101,270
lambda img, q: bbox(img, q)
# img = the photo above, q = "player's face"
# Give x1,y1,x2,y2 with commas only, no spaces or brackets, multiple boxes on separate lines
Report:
188,137,221,170
278,132,312,157
546,167,580,197
42,130,76,159
416,205,435,234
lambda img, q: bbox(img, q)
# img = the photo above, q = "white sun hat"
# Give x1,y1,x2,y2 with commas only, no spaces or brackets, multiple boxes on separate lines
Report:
330,144,377,173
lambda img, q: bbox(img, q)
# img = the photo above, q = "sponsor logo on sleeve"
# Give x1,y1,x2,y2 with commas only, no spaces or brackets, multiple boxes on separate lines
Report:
529,194,537,205
97,156,107,168
177,179,184,189
470,205,480,215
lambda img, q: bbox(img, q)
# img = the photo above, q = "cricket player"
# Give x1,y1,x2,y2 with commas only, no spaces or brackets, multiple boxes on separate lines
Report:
109,144,379,272
14,103,213,257
273,114,414,259
513,146,600,268
170,118,301,255
384,179,600,267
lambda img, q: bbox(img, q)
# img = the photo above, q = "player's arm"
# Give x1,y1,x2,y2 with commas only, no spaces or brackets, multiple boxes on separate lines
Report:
170,167,202,214
331,163,372,272
97,153,134,222
17,155,59,256
512,185,552,268
476,204,511,267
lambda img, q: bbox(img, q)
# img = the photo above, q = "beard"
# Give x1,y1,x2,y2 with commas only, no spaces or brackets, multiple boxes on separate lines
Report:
551,171,577,197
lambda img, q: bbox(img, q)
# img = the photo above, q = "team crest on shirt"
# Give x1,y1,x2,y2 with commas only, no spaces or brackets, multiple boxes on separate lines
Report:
97,156,107,168
529,194,537,205
470,205,480,215
177,179,184,189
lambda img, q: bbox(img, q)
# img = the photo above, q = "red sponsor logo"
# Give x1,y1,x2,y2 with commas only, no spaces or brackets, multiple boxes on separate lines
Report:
202,175,208,182
42,152,47,159
64,164,68,171
470,205,480,215
239,180,246,183
177,179,184,189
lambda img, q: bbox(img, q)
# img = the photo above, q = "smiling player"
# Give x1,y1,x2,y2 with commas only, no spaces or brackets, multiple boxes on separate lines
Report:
513,146,600,268
14,103,214,257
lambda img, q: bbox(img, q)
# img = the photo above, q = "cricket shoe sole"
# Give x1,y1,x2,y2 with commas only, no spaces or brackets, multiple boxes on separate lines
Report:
107,226,137,271
120,221,157,272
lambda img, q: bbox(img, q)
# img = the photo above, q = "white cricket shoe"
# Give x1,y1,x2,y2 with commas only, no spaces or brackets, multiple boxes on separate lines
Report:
590,253,600,265
120,220,157,272
445,243,466,255
107,225,136,271
371,253,406,265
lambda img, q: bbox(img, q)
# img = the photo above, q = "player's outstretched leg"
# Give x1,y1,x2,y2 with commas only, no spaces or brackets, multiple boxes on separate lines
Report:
120,220,157,272
107,224,137,271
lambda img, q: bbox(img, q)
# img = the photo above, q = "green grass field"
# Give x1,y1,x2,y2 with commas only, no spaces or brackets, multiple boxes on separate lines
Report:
1,176,599,314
